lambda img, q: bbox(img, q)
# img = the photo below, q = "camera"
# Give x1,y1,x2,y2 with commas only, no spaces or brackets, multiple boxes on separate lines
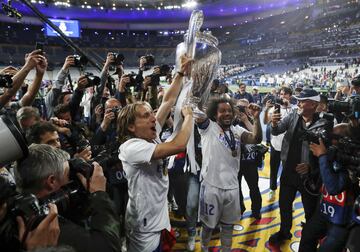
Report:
7,181,83,231
35,42,44,55
0,159,90,232
0,74,13,88
73,55,88,68
328,95,360,119
146,64,173,87
124,72,138,87
236,105,246,113
274,103,281,114
159,64,173,76
110,53,124,66
300,115,334,146
143,54,155,70
76,138,90,153
84,73,101,88
110,107,120,116
263,94,284,106
271,97,285,106
327,137,360,176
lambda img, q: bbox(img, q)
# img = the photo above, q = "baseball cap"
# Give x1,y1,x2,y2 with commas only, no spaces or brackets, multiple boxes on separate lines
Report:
294,88,320,102
252,86,259,90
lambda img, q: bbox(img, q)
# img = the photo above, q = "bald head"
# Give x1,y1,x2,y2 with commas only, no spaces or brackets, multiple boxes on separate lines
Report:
105,98,121,110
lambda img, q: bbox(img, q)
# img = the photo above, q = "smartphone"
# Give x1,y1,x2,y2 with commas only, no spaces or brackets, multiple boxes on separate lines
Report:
274,103,281,114
35,42,44,54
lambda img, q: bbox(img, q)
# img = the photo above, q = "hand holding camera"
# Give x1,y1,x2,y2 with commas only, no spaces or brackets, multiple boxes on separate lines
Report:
16,203,60,251
101,107,117,131
77,162,106,193
35,54,48,76
23,50,47,72
77,75,89,90
78,74,101,89
271,111,282,127
309,138,327,157
62,55,76,71
265,99,274,109
50,117,69,127
74,146,92,162
119,74,131,91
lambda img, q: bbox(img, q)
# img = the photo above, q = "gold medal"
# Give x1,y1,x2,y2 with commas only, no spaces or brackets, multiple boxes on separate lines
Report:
163,167,168,176
232,150,237,157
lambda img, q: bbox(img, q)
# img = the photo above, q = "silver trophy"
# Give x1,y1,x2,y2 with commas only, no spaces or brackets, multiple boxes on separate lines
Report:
176,10,222,118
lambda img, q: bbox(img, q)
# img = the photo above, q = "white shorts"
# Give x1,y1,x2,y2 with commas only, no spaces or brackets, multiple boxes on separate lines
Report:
127,230,160,252
199,181,241,229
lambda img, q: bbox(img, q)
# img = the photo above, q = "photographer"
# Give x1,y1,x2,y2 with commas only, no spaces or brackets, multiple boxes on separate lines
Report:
91,98,121,145
53,104,91,161
16,203,60,251
269,88,322,245
92,53,118,106
0,50,47,122
14,144,121,252
116,74,131,108
142,66,161,108
142,64,173,109
299,118,360,252
44,55,75,119
0,176,60,252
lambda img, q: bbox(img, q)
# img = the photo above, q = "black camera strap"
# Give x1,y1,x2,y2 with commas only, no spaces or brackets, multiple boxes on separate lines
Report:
67,74,74,92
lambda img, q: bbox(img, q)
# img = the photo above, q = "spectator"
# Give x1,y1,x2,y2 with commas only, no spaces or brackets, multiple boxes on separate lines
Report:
233,83,254,103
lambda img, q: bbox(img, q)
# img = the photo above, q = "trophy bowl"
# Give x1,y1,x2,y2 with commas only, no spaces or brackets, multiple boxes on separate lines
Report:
176,30,222,118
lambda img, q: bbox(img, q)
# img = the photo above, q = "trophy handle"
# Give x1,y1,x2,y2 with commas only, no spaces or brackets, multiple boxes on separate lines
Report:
186,10,204,59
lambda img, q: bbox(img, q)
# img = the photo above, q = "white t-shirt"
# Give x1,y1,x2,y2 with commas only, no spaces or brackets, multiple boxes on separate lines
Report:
269,106,294,151
118,122,170,251
199,120,248,190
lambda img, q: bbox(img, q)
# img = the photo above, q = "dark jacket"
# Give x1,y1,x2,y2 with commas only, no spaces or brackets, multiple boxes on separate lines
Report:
58,191,121,252
271,109,322,183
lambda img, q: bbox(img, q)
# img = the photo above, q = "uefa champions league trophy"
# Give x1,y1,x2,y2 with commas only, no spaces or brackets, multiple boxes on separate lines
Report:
175,10,222,118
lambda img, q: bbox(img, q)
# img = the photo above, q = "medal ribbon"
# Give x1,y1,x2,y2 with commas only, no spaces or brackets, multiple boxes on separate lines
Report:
222,128,236,153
